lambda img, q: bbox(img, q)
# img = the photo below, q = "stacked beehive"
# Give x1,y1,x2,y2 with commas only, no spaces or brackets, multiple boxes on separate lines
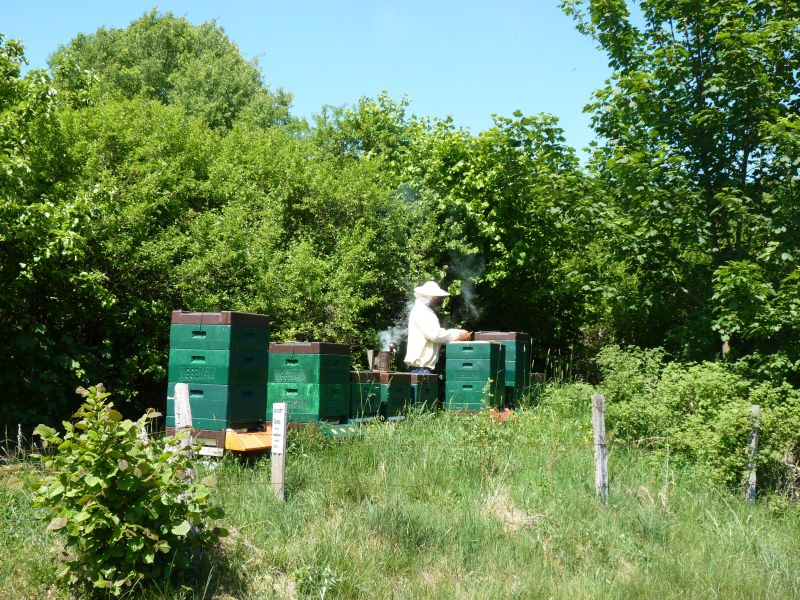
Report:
409,373,439,410
350,371,381,419
444,341,505,410
379,372,413,418
267,342,350,423
474,332,531,406
166,311,270,431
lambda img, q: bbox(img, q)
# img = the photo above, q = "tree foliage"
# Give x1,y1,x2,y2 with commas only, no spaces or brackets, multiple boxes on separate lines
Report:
596,345,800,490
563,0,800,374
50,10,293,130
1,3,800,429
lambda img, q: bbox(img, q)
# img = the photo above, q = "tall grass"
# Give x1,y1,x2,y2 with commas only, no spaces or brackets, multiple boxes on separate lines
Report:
2,383,800,598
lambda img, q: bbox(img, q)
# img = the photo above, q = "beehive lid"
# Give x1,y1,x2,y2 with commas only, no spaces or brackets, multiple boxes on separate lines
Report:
474,331,530,342
270,342,349,355
409,373,438,385
351,371,380,383
379,372,412,385
172,310,269,328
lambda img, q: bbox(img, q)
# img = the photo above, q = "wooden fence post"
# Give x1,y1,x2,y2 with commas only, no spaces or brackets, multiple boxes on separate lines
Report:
745,404,761,503
271,402,288,501
174,383,193,457
592,394,609,503
17,424,22,454
174,383,195,509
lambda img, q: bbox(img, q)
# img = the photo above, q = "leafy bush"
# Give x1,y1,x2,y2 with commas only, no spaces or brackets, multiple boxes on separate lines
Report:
31,384,226,595
597,346,800,491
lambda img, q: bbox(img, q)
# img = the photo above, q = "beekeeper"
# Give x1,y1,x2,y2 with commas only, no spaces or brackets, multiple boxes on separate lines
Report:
404,281,471,374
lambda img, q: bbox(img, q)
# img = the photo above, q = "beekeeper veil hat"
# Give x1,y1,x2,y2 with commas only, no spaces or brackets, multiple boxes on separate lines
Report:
414,280,450,299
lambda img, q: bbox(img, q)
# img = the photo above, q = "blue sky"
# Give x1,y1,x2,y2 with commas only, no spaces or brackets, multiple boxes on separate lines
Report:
3,1,611,153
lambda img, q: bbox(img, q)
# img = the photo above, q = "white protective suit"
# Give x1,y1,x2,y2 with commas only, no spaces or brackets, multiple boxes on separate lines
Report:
403,291,463,370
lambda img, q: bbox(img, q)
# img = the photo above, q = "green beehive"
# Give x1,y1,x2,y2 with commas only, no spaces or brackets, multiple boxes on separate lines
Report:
445,341,505,410
410,373,439,410
503,364,530,405
445,358,502,382
474,332,532,406
167,311,270,432
446,342,504,361
267,342,351,423
379,372,412,418
267,383,349,423
168,349,269,385
270,353,350,384
350,372,381,418
169,324,270,352
166,383,267,430
445,381,502,411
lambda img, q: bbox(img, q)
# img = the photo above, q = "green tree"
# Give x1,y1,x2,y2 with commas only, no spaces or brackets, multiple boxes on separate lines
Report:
50,10,293,130
563,0,800,373
312,95,599,362
406,112,594,348
0,35,112,426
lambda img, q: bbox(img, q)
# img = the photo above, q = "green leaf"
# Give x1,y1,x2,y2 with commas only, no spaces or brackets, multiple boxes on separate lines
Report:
49,517,68,531
171,520,191,536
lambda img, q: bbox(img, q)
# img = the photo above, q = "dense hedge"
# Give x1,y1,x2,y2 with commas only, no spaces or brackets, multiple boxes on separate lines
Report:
2,5,799,428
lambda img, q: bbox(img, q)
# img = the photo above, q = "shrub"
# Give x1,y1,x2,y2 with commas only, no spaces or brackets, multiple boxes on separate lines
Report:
597,346,800,491
31,384,226,595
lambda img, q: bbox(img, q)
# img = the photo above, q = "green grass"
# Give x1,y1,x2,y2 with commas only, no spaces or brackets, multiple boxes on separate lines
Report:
3,383,800,599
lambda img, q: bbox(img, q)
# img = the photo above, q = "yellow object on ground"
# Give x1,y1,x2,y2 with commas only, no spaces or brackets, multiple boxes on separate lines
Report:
224,426,272,452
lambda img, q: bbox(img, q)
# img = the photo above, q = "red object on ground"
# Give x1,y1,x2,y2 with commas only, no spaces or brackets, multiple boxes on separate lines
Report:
492,408,513,422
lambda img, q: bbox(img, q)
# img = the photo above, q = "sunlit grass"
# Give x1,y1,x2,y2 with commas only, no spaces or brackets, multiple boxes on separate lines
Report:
2,384,800,599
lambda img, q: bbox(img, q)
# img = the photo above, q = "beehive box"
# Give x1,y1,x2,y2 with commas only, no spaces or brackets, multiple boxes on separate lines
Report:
270,342,349,355
444,381,503,411
409,373,439,410
169,324,270,352
267,342,351,423
444,341,505,410
165,383,267,430
167,311,270,432
267,383,349,423
270,353,350,385
170,311,270,351
350,371,381,418
168,349,269,385
379,372,412,417
474,332,531,405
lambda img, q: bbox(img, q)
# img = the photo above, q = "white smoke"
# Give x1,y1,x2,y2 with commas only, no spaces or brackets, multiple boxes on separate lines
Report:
449,253,485,322
377,255,484,350
378,298,415,350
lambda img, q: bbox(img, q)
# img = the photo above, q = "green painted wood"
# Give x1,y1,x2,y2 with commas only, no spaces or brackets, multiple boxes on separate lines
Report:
497,339,531,361
349,382,381,417
166,382,267,425
268,353,350,384
169,324,270,352
445,380,503,410
445,358,504,382
411,380,439,409
267,383,349,422
380,383,412,417
168,349,268,385
505,362,532,386
164,414,228,431
446,341,505,361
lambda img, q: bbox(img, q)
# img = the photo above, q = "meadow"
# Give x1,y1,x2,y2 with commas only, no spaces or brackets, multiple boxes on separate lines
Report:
2,384,799,599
